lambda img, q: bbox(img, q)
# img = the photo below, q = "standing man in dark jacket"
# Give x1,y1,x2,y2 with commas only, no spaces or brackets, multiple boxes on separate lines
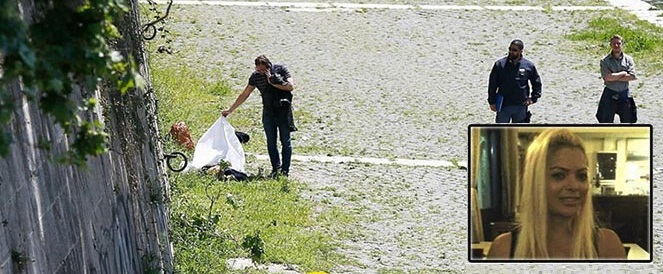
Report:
596,34,637,123
223,55,296,178
487,39,542,123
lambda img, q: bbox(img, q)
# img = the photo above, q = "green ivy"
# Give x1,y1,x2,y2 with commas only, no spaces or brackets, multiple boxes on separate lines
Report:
0,0,143,165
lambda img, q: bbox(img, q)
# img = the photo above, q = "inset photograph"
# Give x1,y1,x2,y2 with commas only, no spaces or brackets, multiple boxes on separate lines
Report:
468,125,651,262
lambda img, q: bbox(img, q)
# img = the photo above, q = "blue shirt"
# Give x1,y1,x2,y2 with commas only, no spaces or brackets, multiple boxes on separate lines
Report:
487,57,542,106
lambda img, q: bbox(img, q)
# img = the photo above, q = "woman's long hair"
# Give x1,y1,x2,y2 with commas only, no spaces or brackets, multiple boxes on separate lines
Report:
514,128,597,259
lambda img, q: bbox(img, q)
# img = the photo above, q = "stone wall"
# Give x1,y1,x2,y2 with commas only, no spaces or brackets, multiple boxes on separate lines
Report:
0,0,173,273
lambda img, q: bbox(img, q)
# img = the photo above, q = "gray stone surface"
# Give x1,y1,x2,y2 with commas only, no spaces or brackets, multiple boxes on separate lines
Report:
151,0,662,273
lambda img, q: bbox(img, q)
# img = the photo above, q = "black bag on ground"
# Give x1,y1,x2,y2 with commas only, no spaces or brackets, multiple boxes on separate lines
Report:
235,131,250,143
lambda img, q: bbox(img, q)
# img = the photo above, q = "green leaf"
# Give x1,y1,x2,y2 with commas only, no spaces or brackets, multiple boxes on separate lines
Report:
0,0,134,163
48,78,64,92
18,43,36,69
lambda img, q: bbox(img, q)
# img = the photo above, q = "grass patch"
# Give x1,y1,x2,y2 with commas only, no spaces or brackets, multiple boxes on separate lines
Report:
146,45,352,272
565,10,663,75
168,173,344,273
149,60,266,157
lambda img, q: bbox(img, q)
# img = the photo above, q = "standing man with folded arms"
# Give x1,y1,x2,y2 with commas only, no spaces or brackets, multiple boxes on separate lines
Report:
487,39,542,123
596,35,637,123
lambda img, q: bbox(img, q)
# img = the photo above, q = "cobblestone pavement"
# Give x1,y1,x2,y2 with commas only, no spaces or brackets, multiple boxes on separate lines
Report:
149,1,663,272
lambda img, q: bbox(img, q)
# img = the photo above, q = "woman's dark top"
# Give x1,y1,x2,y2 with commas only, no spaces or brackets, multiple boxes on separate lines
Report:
509,226,599,258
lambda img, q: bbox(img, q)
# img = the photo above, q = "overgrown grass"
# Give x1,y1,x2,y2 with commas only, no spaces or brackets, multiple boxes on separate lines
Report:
149,64,265,155
146,46,351,272
168,173,344,273
566,10,663,75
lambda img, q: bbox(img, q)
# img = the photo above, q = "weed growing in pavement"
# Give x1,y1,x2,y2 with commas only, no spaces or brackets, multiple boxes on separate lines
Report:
498,0,606,5
10,250,28,272
566,10,663,75
505,0,526,5
450,158,460,169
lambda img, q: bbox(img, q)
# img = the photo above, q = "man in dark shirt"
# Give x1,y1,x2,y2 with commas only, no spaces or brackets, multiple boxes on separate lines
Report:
487,39,542,123
223,55,296,178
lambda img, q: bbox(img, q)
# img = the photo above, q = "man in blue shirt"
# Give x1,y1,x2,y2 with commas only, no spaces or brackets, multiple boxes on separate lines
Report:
596,35,637,123
487,39,542,123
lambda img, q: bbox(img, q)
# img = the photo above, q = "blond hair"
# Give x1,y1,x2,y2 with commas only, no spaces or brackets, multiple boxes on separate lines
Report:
514,128,597,259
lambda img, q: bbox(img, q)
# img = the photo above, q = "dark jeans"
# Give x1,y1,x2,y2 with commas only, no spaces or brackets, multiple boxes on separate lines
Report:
596,87,636,123
262,110,292,174
496,104,528,123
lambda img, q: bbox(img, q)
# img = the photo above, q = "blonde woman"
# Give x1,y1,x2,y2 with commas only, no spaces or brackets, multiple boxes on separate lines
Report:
488,129,626,259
